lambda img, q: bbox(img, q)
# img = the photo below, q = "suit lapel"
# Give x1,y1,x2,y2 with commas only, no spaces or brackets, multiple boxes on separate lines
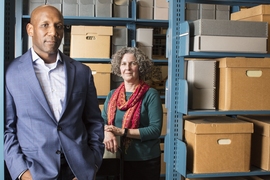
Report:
59,53,75,120
18,50,56,122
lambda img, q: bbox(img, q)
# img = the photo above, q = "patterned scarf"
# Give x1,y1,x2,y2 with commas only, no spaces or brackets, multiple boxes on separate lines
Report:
107,81,150,153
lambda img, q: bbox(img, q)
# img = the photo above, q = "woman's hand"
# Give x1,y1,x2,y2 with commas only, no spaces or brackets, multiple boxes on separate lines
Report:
103,129,119,153
105,125,124,136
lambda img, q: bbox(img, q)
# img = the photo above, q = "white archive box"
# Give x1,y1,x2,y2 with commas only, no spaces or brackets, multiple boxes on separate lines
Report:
186,60,217,109
28,0,45,14
191,35,267,53
95,0,113,17
79,0,95,17
47,0,62,12
136,28,153,46
113,0,129,18
154,0,168,20
63,0,79,16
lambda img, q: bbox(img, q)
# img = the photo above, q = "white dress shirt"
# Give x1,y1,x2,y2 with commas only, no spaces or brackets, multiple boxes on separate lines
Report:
31,48,66,121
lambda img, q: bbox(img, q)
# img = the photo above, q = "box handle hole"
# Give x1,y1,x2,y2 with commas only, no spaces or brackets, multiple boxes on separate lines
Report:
217,139,231,145
246,70,262,77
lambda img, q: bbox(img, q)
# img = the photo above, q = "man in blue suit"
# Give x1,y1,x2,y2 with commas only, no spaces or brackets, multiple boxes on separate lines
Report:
4,5,104,180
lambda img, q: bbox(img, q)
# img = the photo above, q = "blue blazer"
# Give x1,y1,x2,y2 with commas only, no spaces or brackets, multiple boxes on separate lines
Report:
4,50,105,180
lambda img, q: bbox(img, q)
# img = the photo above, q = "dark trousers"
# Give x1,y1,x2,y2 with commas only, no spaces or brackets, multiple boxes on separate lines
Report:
123,156,161,180
57,153,75,180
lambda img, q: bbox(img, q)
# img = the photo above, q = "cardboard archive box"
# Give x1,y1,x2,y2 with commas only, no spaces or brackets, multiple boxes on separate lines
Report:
218,57,270,110
184,116,253,173
79,0,95,17
238,115,270,171
70,26,113,58
216,5,230,20
28,0,45,14
231,5,270,53
137,0,153,19
160,143,165,174
46,0,62,12
112,27,128,54
136,28,153,58
161,104,167,136
191,35,267,53
186,60,216,110
113,0,129,18
200,4,215,19
62,0,79,16
83,63,111,96
95,0,113,17
154,0,168,20
185,3,200,21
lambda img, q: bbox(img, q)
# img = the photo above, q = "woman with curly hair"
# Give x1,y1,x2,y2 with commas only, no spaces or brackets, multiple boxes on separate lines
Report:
102,47,163,180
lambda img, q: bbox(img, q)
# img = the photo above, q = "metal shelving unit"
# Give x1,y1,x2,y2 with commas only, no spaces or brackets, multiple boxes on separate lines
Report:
165,0,270,180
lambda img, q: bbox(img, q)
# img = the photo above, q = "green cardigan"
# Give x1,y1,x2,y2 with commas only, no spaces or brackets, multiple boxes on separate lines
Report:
102,88,163,161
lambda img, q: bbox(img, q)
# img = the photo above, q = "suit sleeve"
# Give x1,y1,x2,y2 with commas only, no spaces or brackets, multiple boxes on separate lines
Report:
4,85,28,179
82,67,105,168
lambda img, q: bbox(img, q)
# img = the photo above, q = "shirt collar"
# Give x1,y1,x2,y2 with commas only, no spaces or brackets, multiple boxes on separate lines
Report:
31,47,62,63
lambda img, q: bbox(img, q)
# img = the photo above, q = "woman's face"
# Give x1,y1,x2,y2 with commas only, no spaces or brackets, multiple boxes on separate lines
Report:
120,53,140,83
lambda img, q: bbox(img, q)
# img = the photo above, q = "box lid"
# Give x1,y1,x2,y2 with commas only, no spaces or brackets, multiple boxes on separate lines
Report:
96,0,113,4
83,63,111,73
184,116,253,134
80,0,95,5
114,0,129,6
238,115,270,137
71,26,113,36
137,0,153,7
231,5,270,20
189,19,268,37
218,57,270,68
154,0,168,8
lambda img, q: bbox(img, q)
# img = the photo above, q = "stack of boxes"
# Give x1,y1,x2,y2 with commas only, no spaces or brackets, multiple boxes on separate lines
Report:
189,19,268,53
27,0,129,18
185,3,230,21
62,0,95,17
137,0,168,20
231,5,270,53
184,5,270,177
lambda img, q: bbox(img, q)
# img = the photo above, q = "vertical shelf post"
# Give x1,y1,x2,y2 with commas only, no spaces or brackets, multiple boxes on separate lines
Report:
165,0,186,179
1,0,5,179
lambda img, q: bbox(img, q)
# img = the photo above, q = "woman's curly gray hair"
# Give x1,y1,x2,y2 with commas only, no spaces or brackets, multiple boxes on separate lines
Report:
111,47,154,80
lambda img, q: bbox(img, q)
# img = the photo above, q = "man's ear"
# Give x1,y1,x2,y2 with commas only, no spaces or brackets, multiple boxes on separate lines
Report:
26,23,33,37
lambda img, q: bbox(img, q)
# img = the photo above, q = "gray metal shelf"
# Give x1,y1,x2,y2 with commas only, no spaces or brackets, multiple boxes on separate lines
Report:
166,0,270,179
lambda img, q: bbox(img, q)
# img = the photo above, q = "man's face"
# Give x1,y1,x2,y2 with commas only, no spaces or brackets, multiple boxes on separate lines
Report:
27,6,64,57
